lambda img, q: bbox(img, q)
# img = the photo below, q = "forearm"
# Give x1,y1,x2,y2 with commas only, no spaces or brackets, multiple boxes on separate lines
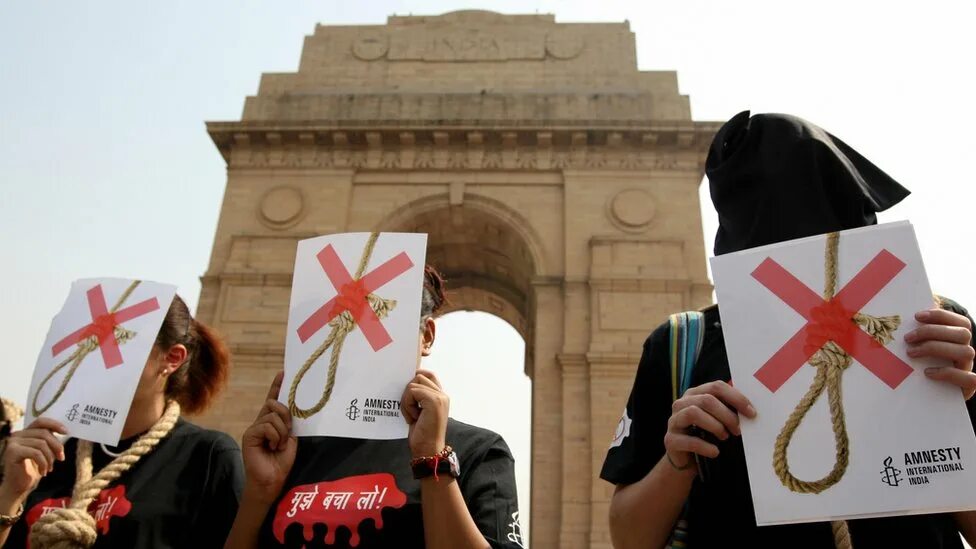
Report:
420,477,489,549
609,455,697,549
953,510,976,546
223,486,273,549
0,486,29,547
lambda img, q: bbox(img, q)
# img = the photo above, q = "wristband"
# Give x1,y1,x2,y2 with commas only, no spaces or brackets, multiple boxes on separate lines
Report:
410,446,460,480
0,503,23,528
665,451,694,472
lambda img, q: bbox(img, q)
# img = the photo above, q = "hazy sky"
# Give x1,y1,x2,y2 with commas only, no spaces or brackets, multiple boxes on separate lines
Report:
2,1,975,541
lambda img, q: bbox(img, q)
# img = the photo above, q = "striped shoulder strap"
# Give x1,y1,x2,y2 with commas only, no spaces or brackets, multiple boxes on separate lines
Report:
668,311,706,403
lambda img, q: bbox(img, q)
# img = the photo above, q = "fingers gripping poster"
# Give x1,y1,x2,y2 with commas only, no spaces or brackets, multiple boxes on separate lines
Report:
25,278,177,445
712,222,976,524
282,232,427,439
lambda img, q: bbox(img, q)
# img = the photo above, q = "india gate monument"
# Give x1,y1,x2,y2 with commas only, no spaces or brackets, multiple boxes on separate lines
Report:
197,11,719,549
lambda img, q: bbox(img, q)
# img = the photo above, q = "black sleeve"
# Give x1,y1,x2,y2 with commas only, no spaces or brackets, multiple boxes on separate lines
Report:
599,321,674,486
189,435,244,547
459,436,524,549
938,298,976,433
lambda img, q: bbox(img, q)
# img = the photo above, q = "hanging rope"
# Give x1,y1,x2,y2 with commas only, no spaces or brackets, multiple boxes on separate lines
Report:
29,400,180,549
287,233,397,419
831,519,853,549
32,281,142,417
770,232,902,549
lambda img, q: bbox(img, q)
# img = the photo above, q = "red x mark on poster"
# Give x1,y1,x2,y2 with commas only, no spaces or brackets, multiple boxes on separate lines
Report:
751,249,913,392
297,245,414,351
51,285,160,369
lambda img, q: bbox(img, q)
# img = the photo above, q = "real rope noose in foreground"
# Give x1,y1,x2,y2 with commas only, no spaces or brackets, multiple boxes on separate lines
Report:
288,233,397,419
29,401,180,549
32,281,143,417
771,232,902,495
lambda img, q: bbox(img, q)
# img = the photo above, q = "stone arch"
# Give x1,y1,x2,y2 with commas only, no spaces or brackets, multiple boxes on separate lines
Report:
198,12,719,549
377,192,549,277
377,193,541,373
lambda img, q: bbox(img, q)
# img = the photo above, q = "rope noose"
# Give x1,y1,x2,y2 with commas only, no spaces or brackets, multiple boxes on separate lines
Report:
287,233,397,419
770,233,901,549
32,281,143,417
29,401,180,549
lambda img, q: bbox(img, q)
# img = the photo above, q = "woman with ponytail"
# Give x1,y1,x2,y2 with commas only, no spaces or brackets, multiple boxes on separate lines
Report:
0,296,244,548
224,265,524,549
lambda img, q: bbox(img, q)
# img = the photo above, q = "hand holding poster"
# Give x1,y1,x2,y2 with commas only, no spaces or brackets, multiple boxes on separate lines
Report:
711,221,976,524
25,278,177,445
282,232,427,439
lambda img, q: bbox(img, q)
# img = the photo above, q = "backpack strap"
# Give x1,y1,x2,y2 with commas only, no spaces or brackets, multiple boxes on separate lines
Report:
668,311,706,403
666,311,707,549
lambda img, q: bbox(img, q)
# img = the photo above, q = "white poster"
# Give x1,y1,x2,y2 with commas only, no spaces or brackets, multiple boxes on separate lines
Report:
25,278,177,445
711,221,976,525
282,232,428,439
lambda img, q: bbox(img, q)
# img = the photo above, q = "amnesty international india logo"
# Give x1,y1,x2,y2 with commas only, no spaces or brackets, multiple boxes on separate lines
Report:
609,409,632,449
345,399,360,421
880,456,902,487
65,403,80,423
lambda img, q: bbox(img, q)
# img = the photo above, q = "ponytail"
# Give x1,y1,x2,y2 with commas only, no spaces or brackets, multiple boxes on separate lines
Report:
157,296,230,414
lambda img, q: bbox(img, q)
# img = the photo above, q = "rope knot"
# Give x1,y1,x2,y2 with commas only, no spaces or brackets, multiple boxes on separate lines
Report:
83,313,121,342
329,310,357,333
809,341,853,371
332,280,370,318
326,286,397,335
27,401,180,549
29,507,97,549
805,301,857,355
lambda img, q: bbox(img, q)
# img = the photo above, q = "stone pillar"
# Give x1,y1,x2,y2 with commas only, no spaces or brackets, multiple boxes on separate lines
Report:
587,356,642,549
557,353,591,549
530,281,564,549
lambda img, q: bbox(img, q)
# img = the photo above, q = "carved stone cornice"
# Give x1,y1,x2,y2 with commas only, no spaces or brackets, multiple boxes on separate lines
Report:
557,353,589,378
207,122,721,171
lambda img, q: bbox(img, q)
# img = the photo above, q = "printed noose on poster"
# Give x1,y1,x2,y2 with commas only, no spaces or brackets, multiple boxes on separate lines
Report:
33,281,160,416
288,232,414,419
752,232,911,494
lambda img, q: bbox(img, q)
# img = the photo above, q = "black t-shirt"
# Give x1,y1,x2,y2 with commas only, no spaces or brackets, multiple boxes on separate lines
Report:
6,418,243,549
601,300,976,548
259,418,524,549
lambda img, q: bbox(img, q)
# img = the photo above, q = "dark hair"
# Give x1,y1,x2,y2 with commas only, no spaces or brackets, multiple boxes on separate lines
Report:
421,265,447,319
155,295,230,414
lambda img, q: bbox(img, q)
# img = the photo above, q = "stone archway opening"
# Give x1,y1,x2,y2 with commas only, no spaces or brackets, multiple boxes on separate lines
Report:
389,202,538,374
422,310,531,542
387,201,536,540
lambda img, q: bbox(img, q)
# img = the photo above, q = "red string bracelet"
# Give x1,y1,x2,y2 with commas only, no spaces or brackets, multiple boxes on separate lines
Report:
410,445,453,481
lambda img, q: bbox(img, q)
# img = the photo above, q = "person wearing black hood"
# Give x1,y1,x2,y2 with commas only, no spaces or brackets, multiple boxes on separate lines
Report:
601,111,976,549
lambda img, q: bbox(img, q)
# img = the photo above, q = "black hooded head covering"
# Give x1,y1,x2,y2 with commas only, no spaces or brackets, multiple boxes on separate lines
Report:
706,111,911,256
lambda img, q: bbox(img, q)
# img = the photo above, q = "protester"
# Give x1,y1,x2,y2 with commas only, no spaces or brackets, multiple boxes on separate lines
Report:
224,265,524,549
0,295,243,548
603,111,976,548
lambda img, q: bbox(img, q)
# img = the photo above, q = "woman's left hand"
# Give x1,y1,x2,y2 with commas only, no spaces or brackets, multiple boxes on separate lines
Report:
401,369,450,459
906,308,976,399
